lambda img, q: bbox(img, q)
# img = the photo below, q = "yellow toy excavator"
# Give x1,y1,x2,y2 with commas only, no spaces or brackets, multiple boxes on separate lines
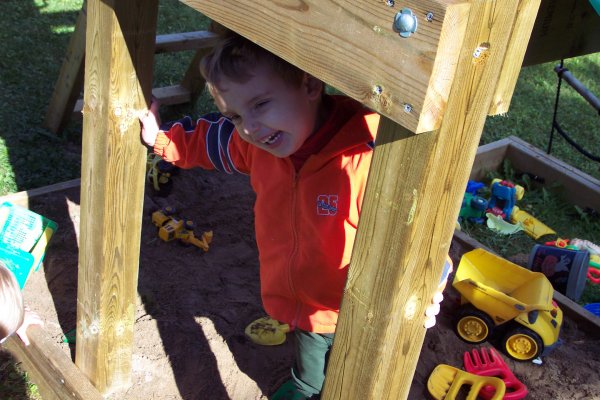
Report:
151,206,213,251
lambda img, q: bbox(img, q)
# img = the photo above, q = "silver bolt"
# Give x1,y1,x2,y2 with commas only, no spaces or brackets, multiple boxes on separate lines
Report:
373,85,383,95
394,8,418,38
386,0,395,6
426,12,434,22
404,103,413,113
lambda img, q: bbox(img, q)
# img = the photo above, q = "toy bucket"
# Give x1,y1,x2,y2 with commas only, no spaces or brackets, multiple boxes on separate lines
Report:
527,244,589,301
0,202,57,289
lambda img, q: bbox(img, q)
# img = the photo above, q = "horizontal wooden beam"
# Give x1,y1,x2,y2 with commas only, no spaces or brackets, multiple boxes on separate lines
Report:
0,179,81,209
524,0,600,65
48,24,213,133
154,30,218,53
74,85,192,119
2,326,103,400
180,0,471,134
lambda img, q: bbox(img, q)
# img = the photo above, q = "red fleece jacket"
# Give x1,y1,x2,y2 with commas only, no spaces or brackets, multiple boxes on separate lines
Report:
153,96,379,333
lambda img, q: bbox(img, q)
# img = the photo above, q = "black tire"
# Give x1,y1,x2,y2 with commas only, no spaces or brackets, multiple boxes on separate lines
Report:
162,206,176,215
502,326,542,361
470,196,487,211
454,305,495,344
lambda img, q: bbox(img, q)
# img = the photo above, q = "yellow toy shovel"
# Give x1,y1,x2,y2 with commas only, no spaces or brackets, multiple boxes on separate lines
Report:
427,364,506,400
244,316,290,345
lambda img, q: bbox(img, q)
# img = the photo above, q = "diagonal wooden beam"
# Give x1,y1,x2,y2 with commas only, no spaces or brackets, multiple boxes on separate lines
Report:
75,0,158,394
489,0,542,115
44,2,216,135
322,1,535,398
44,1,87,135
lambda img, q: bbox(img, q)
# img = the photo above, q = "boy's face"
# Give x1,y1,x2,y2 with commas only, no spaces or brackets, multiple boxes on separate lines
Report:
211,61,322,158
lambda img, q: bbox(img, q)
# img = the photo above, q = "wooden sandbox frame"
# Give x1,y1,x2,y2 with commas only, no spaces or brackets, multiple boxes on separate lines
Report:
456,135,600,335
2,1,599,399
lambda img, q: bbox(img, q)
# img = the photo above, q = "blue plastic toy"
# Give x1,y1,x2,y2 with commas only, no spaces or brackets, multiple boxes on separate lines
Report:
486,179,524,221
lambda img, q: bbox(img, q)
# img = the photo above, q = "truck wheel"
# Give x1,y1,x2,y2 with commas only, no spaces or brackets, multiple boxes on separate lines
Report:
502,327,542,361
455,306,494,344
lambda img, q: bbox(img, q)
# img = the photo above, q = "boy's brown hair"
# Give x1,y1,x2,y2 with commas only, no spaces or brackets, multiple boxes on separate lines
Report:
0,262,24,341
200,30,305,92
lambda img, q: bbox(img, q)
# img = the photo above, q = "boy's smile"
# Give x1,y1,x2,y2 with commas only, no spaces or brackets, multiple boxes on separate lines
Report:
210,61,323,158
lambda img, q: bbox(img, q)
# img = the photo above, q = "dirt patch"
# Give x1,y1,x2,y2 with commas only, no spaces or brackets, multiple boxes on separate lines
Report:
12,167,600,399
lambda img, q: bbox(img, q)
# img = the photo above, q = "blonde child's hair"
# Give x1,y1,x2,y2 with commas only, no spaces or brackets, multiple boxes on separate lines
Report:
200,30,305,93
0,261,24,341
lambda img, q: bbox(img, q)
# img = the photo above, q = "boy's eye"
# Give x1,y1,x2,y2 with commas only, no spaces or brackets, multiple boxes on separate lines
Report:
255,100,269,110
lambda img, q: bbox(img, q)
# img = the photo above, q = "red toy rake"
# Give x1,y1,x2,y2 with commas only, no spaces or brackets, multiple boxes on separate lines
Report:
463,347,528,400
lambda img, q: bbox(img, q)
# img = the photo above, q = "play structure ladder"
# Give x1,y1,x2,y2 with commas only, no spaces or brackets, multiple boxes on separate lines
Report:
43,1,218,135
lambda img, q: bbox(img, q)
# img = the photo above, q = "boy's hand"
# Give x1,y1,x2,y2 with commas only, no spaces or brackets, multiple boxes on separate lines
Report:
15,308,44,346
140,100,161,147
424,258,453,329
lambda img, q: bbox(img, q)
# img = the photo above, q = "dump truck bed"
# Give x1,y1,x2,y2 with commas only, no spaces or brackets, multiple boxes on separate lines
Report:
453,248,555,315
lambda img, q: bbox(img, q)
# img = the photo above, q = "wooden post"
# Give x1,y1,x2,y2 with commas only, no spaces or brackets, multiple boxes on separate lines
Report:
75,0,158,394
322,1,535,399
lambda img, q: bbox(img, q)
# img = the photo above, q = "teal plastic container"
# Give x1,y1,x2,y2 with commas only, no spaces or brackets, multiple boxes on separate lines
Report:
0,202,57,289
590,0,600,16
527,244,590,302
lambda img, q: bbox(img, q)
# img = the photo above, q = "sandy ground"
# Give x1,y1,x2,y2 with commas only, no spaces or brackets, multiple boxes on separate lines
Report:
7,166,600,399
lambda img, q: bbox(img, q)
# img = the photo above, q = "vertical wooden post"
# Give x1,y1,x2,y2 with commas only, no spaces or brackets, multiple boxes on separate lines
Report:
75,0,158,394
322,1,537,399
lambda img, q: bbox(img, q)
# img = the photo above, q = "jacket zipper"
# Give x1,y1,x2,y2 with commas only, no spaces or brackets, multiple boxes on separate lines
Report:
288,166,301,330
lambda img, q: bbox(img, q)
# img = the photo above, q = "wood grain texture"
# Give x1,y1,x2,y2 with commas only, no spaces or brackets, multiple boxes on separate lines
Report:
489,0,541,115
76,0,158,394
180,0,470,133
2,326,103,400
322,1,523,398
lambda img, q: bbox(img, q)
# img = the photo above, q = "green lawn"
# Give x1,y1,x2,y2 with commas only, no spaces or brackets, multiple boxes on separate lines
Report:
0,0,598,194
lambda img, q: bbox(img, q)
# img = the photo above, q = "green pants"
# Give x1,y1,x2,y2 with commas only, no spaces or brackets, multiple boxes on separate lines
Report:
291,329,335,399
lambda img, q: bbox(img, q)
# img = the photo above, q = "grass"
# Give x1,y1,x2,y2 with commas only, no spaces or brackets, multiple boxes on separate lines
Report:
0,1,598,399
459,159,600,304
0,351,42,400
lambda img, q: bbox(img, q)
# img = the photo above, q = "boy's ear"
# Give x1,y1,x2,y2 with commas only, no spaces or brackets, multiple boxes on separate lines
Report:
304,73,324,100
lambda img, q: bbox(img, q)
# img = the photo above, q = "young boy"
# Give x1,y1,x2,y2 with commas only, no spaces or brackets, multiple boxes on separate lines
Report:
0,261,42,346
140,30,450,399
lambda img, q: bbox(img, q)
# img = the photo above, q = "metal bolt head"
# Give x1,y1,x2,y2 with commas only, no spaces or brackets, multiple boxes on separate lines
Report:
373,85,383,95
386,0,395,6
394,8,418,38
426,12,434,22
404,103,413,113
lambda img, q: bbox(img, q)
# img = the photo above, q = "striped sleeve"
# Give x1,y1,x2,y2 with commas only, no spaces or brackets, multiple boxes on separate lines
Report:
154,113,248,174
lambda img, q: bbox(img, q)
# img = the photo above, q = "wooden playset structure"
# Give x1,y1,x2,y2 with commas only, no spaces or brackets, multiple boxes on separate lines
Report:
2,0,600,399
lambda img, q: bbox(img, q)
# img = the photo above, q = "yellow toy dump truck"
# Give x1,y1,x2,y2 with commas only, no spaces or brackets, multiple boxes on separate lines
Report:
452,248,563,361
